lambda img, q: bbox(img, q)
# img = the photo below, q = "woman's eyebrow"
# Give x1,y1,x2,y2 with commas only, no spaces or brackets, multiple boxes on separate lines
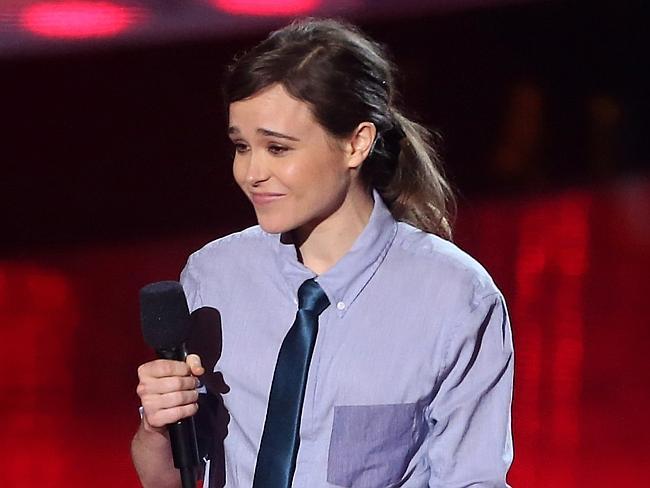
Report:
258,128,300,141
227,126,300,142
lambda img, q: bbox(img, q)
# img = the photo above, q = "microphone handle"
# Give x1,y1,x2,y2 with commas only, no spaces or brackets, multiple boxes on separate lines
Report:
158,344,200,488
179,466,197,488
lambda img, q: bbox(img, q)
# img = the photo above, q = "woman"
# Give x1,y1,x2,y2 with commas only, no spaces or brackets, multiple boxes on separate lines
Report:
132,18,513,488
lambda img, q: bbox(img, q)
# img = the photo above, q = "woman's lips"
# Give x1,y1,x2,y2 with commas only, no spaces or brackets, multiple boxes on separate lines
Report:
250,192,286,205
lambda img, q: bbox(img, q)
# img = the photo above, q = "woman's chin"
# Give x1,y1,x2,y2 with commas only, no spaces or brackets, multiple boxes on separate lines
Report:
257,218,293,235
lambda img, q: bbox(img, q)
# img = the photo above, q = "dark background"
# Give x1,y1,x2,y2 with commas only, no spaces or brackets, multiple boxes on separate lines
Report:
1,1,648,486
3,1,648,251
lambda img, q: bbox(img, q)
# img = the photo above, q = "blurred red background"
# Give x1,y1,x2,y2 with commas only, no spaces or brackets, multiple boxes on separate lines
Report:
2,179,648,486
1,1,648,486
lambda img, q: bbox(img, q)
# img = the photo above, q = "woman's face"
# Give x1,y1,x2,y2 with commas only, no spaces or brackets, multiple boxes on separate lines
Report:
228,83,358,235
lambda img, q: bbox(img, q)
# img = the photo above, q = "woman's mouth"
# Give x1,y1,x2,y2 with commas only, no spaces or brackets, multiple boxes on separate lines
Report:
250,192,286,205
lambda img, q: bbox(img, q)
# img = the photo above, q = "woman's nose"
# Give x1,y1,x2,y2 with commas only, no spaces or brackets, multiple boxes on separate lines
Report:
246,151,271,185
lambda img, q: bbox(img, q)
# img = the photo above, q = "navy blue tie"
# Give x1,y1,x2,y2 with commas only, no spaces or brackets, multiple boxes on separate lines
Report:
252,278,330,488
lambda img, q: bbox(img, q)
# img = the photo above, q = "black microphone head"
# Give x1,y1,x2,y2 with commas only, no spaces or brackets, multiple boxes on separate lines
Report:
139,281,191,351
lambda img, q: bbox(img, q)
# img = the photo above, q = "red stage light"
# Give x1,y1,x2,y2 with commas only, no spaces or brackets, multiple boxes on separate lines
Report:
21,1,138,39
213,0,321,16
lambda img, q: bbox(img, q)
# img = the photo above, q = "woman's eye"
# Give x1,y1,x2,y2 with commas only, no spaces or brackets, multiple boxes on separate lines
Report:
268,144,289,155
233,143,249,154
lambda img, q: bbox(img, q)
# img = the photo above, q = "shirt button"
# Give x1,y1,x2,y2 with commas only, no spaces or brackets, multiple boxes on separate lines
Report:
336,301,346,310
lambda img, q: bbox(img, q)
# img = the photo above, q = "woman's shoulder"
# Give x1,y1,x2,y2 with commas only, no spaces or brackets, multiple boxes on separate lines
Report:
392,222,501,302
184,225,275,273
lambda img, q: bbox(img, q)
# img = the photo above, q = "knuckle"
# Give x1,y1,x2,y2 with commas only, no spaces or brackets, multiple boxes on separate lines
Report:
170,391,185,406
160,361,174,377
137,363,147,379
148,412,165,428
140,397,156,412
165,391,178,405
182,390,195,404
149,359,169,376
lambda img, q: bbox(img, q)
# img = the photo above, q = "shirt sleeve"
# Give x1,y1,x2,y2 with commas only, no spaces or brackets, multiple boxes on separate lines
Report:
426,293,514,487
180,252,204,313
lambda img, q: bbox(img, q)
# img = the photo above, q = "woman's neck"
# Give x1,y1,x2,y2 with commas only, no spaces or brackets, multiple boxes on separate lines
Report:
292,189,374,275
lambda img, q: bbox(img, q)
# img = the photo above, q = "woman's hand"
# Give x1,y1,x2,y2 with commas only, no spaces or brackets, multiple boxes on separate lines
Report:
136,354,205,433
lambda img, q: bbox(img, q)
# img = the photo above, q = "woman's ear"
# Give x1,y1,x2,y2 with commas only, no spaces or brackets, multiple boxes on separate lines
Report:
347,122,377,169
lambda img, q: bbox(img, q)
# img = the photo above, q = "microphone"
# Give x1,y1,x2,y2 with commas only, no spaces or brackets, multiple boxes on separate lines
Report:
139,280,200,488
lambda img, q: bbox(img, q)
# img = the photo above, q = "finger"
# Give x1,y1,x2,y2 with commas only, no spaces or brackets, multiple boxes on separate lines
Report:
138,359,191,380
146,403,199,428
137,375,199,396
186,354,205,376
153,389,200,410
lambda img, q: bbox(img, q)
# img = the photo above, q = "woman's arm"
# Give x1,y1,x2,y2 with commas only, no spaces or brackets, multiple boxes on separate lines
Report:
427,294,514,487
131,355,204,488
131,417,181,488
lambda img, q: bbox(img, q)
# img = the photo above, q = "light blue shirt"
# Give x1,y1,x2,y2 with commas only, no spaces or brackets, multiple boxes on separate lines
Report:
180,192,514,487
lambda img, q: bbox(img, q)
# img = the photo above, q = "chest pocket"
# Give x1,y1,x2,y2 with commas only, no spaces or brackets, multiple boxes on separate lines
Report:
326,403,426,487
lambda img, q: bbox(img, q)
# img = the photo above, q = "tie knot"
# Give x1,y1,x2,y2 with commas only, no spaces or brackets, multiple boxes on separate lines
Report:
297,279,330,315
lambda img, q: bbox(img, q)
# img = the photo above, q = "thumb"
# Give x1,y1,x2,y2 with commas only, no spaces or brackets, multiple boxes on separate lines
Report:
186,354,205,376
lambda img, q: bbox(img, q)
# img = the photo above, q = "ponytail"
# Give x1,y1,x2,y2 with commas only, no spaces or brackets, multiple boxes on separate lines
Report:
363,110,455,239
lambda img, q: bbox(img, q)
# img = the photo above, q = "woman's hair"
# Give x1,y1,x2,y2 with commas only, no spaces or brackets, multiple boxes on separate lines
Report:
223,18,455,239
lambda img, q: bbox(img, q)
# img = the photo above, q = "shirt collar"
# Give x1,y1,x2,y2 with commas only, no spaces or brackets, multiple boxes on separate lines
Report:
272,189,398,316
